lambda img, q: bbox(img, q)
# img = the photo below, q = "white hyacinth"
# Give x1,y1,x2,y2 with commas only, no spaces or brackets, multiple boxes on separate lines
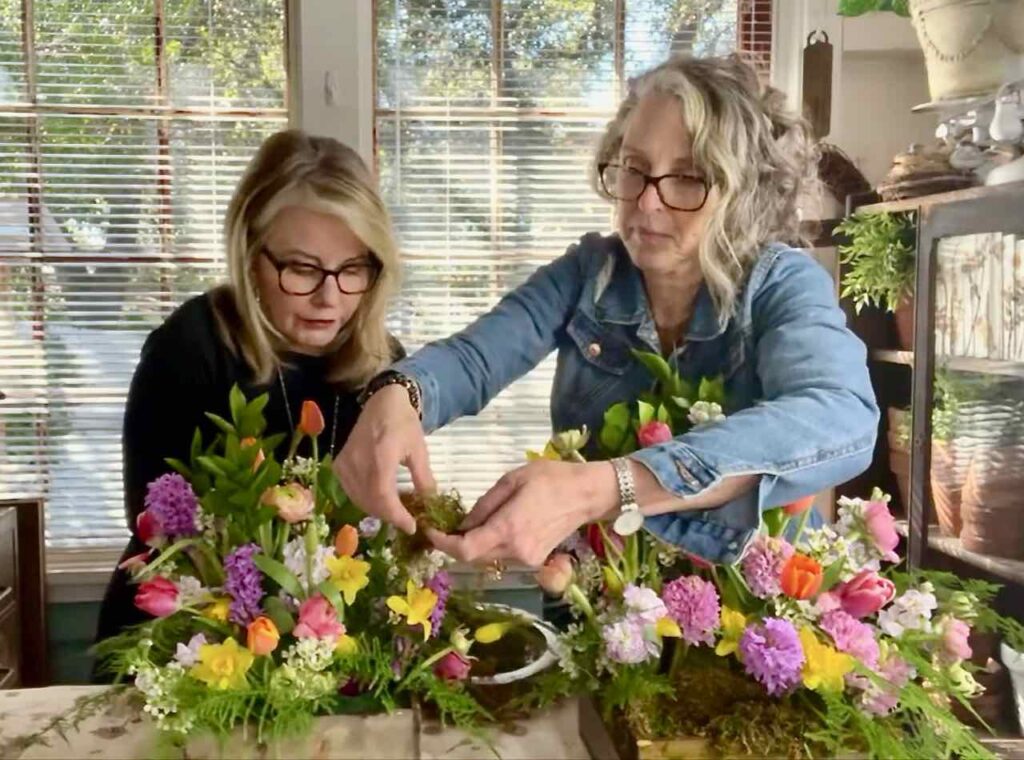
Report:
687,401,725,427
878,585,938,637
282,537,334,587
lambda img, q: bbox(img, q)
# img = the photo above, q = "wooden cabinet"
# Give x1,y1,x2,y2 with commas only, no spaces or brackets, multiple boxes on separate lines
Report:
0,498,48,687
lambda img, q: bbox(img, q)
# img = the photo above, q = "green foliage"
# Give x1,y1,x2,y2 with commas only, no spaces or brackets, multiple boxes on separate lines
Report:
836,211,916,313
838,0,910,16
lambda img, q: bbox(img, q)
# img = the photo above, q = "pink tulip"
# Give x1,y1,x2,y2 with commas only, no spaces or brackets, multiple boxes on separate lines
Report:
293,595,344,640
137,509,165,548
433,651,473,681
134,577,180,617
835,570,896,619
262,483,315,524
637,420,672,448
942,617,972,662
535,553,574,596
863,500,900,562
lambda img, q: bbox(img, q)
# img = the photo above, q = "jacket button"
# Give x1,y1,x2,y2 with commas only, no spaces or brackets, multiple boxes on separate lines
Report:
587,342,601,358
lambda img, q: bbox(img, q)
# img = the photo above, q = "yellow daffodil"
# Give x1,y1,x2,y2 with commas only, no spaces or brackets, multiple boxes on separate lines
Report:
190,637,254,690
325,554,371,605
335,634,359,657
715,606,747,658
202,596,231,623
799,627,854,693
474,622,511,644
386,580,438,640
526,442,562,461
656,617,682,638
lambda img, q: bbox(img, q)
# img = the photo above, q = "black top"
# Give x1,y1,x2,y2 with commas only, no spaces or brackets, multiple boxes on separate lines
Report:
93,289,400,663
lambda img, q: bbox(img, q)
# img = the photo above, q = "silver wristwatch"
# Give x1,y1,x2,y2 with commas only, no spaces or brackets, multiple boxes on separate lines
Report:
609,457,643,536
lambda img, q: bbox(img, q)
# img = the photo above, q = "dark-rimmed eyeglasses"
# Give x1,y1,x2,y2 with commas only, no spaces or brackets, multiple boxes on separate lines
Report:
598,163,710,212
260,248,381,296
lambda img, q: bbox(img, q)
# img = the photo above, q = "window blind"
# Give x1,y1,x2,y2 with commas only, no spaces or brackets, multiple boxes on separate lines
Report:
0,0,288,548
376,0,772,503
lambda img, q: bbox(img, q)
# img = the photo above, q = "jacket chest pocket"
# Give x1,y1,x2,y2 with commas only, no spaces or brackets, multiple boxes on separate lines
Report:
565,311,633,376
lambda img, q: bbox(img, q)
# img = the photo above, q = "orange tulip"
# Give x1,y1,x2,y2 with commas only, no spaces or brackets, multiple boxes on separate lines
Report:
783,495,815,516
299,400,325,437
246,616,280,656
334,524,359,558
780,553,823,600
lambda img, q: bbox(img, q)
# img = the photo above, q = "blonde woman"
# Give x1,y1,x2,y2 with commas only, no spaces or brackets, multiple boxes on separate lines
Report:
340,55,879,567
95,130,402,648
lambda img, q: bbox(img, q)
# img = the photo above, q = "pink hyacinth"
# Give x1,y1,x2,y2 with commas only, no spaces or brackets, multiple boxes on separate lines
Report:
661,575,720,646
741,535,794,599
819,609,880,669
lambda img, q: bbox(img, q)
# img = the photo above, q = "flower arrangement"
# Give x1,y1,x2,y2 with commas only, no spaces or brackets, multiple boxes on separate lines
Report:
522,350,1024,758
95,386,536,748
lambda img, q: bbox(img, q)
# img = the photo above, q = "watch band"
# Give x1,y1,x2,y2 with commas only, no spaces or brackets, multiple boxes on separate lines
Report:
359,370,422,419
609,457,643,536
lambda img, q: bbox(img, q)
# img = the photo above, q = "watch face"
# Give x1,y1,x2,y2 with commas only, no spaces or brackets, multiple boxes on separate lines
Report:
613,509,644,536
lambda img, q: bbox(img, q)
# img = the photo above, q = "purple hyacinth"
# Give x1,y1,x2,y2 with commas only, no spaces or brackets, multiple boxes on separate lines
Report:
224,543,264,626
739,617,805,696
145,473,199,537
426,570,452,637
741,535,794,599
661,575,720,646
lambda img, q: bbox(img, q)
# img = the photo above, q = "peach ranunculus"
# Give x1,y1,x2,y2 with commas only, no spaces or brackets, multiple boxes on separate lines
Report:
262,483,315,524
299,400,325,437
246,616,280,656
780,553,823,600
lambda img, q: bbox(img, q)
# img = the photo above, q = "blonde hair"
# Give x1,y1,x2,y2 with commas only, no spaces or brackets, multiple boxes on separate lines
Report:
218,129,400,388
593,54,819,325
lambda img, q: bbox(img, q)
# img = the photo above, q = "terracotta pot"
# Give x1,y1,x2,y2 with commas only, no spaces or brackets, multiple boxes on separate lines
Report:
931,439,964,537
893,296,915,350
961,446,1024,559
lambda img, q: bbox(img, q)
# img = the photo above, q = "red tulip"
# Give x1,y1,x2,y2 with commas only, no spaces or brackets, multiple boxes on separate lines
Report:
637,420,672,448
780,553,823,600
118,551,152,573
134,576,180,617
586,523,623,560
136,509,165,548
834,569,896,619
299,399,325,437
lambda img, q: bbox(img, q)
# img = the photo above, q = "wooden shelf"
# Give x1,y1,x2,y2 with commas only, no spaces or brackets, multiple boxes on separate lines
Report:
851,180,1024,216
870,350,1024,379
896,521,1024,584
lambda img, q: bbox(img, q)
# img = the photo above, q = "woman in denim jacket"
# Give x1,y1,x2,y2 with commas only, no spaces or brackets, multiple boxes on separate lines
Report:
337,55,879,567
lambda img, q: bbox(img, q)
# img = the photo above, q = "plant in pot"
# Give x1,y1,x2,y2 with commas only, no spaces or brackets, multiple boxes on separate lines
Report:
836,210,917,349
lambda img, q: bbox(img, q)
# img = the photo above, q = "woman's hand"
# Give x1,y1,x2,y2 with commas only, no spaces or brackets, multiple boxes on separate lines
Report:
334,385,435,535
426,459,618,567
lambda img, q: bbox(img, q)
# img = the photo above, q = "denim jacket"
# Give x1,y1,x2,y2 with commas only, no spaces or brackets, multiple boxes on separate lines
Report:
393,232,879,563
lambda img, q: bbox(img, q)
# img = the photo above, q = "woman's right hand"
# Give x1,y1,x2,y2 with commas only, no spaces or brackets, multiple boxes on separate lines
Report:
334,384,435,535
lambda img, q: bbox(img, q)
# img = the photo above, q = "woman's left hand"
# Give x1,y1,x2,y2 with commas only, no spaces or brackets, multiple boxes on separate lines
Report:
426,459,617,567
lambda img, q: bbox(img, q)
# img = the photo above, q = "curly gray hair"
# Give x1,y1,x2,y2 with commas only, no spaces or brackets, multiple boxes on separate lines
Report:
593,54,820,325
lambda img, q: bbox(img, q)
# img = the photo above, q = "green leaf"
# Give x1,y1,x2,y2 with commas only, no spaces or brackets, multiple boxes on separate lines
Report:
599,402,632,455
820,560,846,593
763,508,787,537
317,579,345,613
228,489,258,509
252,554,304,599
197,456,228,478
630,349,675,389
165,457,191,479
698,376,726,405
636,400,655,426
263,595,295,635
204,412,236,437
190,428,203,464
229,384,247,427
656,404,671,425
670,395,692,410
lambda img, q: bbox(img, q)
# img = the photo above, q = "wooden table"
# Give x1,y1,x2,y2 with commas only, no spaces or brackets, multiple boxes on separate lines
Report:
0,686,588,759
